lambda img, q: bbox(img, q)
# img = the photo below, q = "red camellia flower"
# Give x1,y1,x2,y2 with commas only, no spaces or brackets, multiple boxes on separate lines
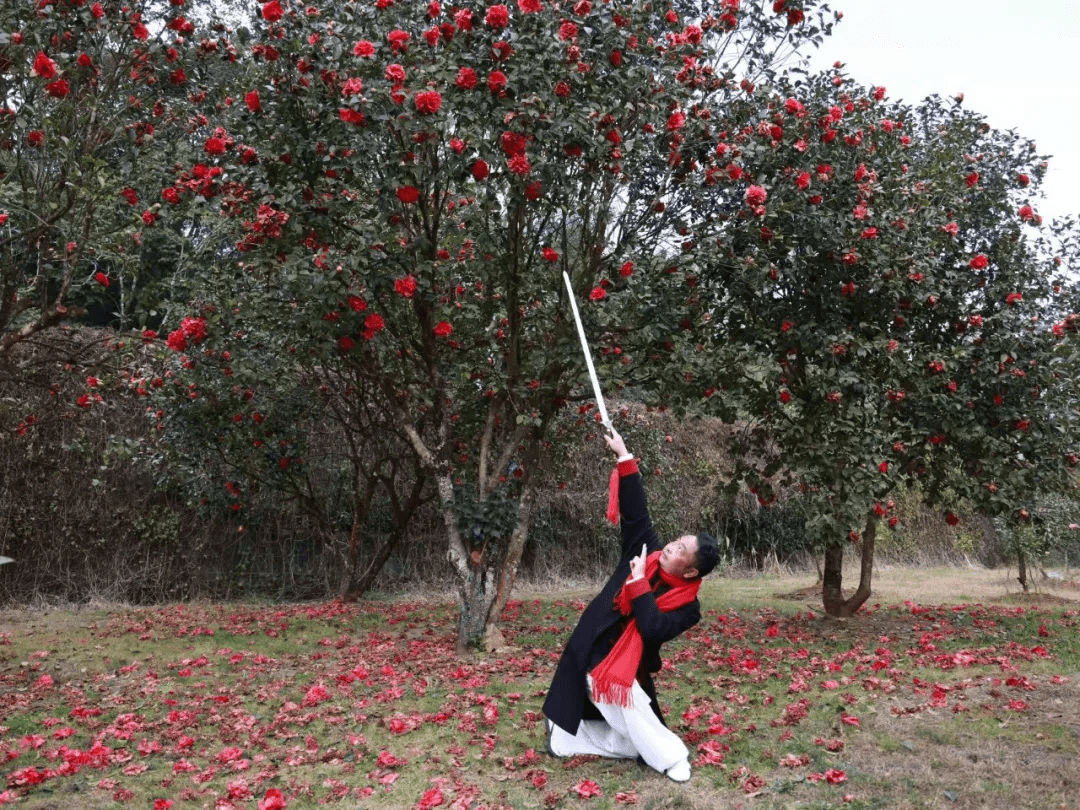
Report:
500,131,526,155
414,90,442,114
1006,292,1023,306
455,7,474,29
825,391,841,403
32,52,58,79
362,313,385,339
166,330,187,352
257,788,287,810
945,512,959,526
542,247,559,262
455,66,478,90
142,210,157,226
27,130,45,147
471,160,489,180
433,321,453,337
91,2,105,18
162,188,180,204
396,186,420,204
353,40,375,57
385,63,406,82
205,136,226,155
969,253,988,270
589,286,606,301
261,1,284,22
488,70,507,93
779,390,791,403
45,79,70,98
94,272,109,287
745,185,767,206
387,29,410,52
245,90,262,112
485,3,510,28
964,171,979,187
508,154,530,175
572,780,602,799
394,275,417,298
518,0,542,11
339,108,365,125
620,261,634,277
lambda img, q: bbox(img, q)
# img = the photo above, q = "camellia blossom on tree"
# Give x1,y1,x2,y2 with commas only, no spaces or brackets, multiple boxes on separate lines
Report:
32,51,58,79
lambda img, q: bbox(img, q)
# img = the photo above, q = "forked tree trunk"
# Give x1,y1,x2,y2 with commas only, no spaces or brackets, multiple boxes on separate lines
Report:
341,532,399,601
1017,547,1029,592
822,511,878,617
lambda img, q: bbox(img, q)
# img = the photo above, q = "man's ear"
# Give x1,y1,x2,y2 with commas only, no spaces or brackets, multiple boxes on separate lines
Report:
682,568,699,580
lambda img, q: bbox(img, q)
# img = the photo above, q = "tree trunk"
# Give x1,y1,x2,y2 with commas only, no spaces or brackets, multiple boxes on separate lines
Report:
1017,547,1029,592
457,563,497,654
822,512,877,617
485,484,538,646
341,533,399,601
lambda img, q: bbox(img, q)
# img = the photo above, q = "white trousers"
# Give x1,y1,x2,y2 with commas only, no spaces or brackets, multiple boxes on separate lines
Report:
549,676,689,774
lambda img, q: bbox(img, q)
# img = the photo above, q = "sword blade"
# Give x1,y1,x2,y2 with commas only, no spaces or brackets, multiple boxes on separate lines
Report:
562,271,612,430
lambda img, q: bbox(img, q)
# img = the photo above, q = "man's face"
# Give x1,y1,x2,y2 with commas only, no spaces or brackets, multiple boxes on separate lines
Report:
660,534,700,579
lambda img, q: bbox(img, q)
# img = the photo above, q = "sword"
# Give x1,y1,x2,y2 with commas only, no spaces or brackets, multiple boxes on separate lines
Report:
562,271,613,433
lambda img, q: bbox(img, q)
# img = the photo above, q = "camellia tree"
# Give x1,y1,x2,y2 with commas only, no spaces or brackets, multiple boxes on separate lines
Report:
158,0,839,648
0,0,235,431
606,66,1080,615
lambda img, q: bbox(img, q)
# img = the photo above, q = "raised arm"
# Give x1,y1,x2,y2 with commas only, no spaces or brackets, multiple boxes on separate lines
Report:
604,429,661,559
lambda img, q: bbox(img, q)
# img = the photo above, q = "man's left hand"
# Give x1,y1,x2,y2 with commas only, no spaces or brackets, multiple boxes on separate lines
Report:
629,543,647,581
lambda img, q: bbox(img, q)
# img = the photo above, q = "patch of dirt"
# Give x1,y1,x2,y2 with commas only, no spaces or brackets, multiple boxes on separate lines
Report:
998,592,1078,605
774,583,820,601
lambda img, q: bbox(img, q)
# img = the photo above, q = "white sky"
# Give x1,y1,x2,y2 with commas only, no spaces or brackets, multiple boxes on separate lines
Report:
803,0,1080,226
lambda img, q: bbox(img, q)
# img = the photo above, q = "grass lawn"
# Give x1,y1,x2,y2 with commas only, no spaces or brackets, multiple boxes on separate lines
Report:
0,565,1077,809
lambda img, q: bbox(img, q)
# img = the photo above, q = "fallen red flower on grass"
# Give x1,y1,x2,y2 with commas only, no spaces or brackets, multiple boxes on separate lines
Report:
572,778,602,798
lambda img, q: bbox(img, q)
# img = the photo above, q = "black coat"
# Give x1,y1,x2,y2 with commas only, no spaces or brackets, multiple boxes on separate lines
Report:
542,467,701,735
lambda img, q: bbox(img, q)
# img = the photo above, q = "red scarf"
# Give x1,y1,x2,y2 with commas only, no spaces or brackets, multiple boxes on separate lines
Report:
589,550,700,708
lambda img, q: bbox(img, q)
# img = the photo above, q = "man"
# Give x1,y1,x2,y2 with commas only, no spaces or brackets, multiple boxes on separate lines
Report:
542,429,719,782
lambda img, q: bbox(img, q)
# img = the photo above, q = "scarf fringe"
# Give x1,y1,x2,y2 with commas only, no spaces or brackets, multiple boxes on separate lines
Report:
591,675,635,709
606,466,620,524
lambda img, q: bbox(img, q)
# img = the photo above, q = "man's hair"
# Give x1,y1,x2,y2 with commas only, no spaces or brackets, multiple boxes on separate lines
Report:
694,533,720,578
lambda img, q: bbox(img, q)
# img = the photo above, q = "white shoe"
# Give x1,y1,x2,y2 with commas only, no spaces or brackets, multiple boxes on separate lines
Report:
666,759,691,782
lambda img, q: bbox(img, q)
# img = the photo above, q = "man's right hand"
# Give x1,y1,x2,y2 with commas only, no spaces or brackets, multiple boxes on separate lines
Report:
604,429,629,459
